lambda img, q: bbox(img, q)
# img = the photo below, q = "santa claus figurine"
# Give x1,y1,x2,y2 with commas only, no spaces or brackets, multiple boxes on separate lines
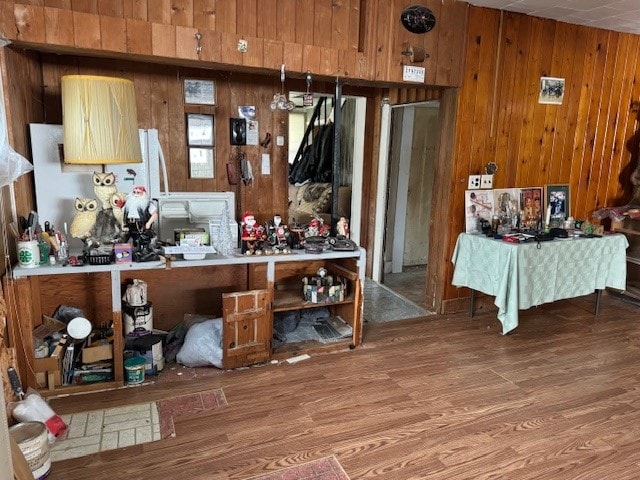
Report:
123,185,158,255
266,214,290,251
241,212,265,255
336,216,349,238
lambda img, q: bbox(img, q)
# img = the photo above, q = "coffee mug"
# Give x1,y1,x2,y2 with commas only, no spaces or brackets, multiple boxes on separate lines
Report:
17,240,40,268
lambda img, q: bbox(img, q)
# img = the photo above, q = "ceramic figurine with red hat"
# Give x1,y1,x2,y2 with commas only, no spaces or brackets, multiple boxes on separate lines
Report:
266,213,291,252
123,185,159,259
240,211,265,255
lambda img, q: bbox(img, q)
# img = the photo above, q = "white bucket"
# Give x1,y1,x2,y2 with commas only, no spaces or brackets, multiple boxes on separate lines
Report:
145,338,164,374
9,421,51,479
136,336,164,375
123,302,153,335
17,240,40,268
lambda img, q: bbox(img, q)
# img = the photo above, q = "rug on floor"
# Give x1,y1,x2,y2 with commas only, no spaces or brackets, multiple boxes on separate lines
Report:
156,388,227,439
248,456,350,480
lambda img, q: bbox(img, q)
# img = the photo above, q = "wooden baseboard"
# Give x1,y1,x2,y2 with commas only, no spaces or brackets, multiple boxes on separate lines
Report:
441,294,496,315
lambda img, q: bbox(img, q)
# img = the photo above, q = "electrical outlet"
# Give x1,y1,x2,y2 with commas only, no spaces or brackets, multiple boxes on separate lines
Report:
468,175,481,190
481,174,494,189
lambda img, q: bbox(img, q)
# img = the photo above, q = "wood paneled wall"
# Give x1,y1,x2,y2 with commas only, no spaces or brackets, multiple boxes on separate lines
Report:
1,0,468,87
443,6,640,303
0,46,41,274
38,54,292,221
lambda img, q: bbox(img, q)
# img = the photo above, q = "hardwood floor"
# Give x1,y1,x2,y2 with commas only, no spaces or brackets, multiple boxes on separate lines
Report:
47,293,640,479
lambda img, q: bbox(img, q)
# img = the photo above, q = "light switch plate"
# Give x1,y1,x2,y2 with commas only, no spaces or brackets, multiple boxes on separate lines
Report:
468,175,481,190
481,174,494,189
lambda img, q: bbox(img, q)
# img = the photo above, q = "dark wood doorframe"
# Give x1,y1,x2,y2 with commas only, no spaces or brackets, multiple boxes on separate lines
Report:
425,88,459,313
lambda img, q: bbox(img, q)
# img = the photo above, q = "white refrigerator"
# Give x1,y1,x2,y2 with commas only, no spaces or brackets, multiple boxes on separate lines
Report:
29,123,163,249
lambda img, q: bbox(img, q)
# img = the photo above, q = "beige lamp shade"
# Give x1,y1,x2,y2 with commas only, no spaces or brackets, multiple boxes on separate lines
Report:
61,75,142,164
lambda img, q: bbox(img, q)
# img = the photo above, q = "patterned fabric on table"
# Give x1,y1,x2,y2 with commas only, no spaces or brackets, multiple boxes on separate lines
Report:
451,233,628,334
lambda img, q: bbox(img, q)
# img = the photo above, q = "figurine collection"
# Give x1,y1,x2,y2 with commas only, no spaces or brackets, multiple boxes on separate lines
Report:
240,212,355,255
18,166,356,267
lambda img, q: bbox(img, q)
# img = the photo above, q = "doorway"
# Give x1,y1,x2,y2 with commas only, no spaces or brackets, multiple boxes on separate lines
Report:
374,101,440,312
287,92,366,243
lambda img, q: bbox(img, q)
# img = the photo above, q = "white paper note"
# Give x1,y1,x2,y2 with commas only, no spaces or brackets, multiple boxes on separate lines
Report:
246,120,259,145
261,153,270,175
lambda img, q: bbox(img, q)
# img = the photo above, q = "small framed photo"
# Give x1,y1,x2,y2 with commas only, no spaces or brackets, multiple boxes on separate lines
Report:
188,147,215,179
186,113,214,146
184,78,216,105
493,188,521,232
539,77,565,105
545,184,570,226
519,187,543,229
465,190,494,233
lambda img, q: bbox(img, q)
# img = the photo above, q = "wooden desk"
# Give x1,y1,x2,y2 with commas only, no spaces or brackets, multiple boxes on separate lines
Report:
451,233,628,334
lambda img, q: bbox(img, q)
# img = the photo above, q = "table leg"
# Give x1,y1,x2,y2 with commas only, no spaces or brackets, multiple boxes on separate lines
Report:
469,289,475,318
595,289,602,315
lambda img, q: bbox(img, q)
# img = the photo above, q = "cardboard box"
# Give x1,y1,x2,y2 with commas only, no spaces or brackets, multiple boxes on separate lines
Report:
35,370,61,389
82,344,113,364
34,355,63,389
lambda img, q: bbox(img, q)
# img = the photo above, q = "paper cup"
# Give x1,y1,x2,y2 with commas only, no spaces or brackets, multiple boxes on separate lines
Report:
17,240,40,268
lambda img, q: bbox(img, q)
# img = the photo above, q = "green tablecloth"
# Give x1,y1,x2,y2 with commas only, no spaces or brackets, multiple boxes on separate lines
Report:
451,233,628,334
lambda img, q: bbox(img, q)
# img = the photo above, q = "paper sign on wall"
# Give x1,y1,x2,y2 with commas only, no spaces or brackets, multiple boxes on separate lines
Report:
261,154,270,175
403,65,425,83
246,120,259,146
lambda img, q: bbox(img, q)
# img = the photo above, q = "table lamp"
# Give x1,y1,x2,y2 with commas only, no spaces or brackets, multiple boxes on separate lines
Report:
61,75,142,164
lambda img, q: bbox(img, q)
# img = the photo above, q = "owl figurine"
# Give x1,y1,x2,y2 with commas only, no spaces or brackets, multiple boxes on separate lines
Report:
93,171,117,210
70,197,98,239
110,191,127,228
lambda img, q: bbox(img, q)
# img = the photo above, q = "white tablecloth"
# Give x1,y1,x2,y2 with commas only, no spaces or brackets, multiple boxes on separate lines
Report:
451,233,628,334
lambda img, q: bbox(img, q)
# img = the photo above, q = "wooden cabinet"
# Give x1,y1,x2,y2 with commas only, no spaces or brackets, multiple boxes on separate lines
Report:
222,289,271,369
5,249,365,395
613,217,640,299
4,271,124,396
271,257,363,350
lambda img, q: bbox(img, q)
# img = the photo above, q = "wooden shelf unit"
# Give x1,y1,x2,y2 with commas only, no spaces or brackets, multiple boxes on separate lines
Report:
5,248,365,395
613,217,640,299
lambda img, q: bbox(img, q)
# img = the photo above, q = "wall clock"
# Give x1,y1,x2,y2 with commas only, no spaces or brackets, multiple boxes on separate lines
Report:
400,5,436,34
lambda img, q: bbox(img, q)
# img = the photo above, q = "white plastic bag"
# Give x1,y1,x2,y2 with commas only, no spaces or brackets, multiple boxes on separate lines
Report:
0,76,33,187
12,390,68,442
176,318,223,368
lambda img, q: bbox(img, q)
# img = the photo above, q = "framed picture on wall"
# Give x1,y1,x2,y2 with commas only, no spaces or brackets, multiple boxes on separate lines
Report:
538,77,565,105
545,184,570,227
188,147,215,179
519,187,543,230
186,113,214,146
186,113,215,179
184,79,216,105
